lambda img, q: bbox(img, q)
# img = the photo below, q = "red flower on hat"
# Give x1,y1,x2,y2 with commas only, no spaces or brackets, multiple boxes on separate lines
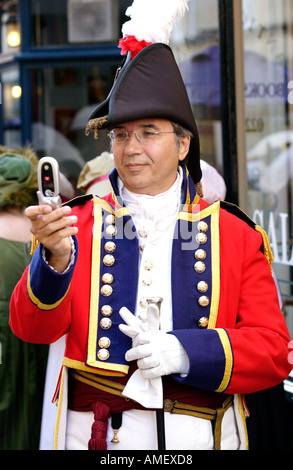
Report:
118,35,152,58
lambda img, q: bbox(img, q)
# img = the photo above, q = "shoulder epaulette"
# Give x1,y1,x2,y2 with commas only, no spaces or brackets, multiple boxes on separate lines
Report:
65,194,93,208
220,201,274,271
220,201,255,229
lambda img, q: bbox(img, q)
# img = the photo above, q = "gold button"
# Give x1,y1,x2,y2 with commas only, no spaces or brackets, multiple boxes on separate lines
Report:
101,285,113,297
97,349,110,360
198,317,209,328
195,233,207,245
139,299,148,308
102,273,114,284
106,225,118,237
137,310,148,322
138,227,148,238
139,243,145,252
103,254,115,266
142,277,152,286
101,305,113,317
163,399,174,412
197,281,208,293
144,260,153,271
98,337,111,348
198,296,210,307
105,214,115,225
194,261,206,273
104,241,116,253
194,249,206,261
100,317,112,329
197,221,208,233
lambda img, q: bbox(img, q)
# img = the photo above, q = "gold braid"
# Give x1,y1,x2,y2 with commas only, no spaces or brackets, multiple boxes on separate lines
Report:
85,115,108,140
196,181,203,198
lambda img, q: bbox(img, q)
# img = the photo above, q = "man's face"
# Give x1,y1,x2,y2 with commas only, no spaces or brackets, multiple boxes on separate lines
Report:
111,118,190,196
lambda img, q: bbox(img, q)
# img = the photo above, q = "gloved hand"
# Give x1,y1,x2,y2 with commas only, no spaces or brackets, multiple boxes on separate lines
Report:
119,307,190,380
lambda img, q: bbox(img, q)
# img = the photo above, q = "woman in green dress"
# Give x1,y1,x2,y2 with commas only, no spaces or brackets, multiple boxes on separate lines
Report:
0,147,48,450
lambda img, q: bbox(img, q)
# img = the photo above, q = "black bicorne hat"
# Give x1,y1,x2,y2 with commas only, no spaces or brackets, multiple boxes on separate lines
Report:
85,42,201,184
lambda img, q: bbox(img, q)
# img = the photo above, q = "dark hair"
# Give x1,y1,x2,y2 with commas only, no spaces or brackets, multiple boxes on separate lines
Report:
171,122,193,146
171,121,193,168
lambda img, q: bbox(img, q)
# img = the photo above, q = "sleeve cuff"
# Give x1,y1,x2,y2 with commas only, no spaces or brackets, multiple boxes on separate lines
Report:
42,236,76,273
27,235,78,310
171,328,234,392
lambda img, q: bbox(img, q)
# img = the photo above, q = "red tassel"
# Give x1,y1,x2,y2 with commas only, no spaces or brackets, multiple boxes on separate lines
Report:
88,401,111,450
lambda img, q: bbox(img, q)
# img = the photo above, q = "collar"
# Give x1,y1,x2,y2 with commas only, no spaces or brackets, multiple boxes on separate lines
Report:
117,168,182,221
109,164,199,210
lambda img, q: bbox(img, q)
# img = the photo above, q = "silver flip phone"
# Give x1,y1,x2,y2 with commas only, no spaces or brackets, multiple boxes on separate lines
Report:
37,156,62,208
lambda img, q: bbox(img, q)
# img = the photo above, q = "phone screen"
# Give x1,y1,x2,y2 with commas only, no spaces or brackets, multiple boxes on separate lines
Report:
41,162,56,196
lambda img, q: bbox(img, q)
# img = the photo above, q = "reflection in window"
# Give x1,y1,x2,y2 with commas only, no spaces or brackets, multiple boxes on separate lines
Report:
30,63,118,187
28,0,223,198
242,0,293,330
170,0,223,180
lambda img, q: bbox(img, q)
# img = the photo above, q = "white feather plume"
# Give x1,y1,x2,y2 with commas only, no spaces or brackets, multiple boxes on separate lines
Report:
122,0,190,45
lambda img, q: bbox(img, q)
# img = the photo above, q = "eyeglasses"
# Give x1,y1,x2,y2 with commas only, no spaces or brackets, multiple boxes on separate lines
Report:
108,127,175,144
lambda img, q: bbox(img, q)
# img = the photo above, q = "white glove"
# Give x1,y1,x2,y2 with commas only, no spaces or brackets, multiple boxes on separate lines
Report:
119,306,162,408
119,306,148,337
119,307,190,380
124,330,189,379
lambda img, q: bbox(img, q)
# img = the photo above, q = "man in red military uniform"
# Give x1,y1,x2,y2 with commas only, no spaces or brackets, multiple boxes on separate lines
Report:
10,41,292,450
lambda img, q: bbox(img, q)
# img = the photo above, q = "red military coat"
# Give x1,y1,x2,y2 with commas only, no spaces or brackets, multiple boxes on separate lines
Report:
9,167,292,395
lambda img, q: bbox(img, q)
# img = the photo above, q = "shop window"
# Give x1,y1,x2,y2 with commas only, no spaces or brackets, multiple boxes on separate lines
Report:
28,0,223,197
30,62,117,187
242,0,293,332
170,0,224,186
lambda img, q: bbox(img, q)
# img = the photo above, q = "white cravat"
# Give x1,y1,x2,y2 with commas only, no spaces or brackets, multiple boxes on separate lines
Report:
118,168,182,332
118,169,183,407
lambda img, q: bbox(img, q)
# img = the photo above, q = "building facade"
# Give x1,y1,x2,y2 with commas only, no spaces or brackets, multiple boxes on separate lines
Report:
1,0,293,335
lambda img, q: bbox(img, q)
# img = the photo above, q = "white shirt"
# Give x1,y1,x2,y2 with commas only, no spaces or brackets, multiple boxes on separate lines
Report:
118,169,182,332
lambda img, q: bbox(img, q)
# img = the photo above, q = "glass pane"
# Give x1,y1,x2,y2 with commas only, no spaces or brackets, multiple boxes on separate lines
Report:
242,0,293,332
31,0,132,47
1,67,21,146
30,62,118,186
170,0,224,195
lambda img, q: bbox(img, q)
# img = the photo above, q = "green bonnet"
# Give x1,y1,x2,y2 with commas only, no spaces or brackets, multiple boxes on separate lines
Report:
0,146,38,209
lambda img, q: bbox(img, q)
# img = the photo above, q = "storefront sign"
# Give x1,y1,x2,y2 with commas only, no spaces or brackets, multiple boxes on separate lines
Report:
246,82,286,99
253,209,293,265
